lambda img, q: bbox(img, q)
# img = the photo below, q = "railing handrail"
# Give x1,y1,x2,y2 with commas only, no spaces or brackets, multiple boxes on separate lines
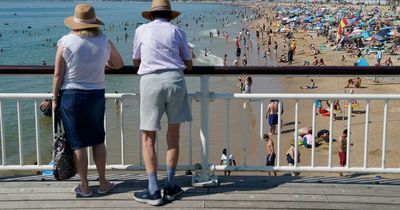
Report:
0,65,399,76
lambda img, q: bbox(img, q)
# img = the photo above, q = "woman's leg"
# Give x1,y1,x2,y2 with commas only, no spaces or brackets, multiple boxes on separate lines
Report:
74,148,90,193
92,143,109,191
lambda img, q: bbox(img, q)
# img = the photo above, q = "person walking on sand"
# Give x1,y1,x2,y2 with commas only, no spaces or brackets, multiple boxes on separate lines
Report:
266,100,279,135
52,3,124,197
286,138,300,176
338,129,353,177
132,0,192,206
264,134,277,176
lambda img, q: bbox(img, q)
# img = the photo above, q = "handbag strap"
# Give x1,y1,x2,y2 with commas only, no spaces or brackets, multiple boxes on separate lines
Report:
53,112,63,135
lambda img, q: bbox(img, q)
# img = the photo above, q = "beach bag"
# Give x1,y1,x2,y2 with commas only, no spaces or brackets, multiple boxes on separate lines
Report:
52,113,76,180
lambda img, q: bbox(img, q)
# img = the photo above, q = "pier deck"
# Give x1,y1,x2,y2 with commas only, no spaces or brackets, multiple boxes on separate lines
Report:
1,173,400,209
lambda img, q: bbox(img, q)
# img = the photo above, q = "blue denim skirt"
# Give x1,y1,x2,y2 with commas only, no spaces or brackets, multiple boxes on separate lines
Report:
59,89,105,150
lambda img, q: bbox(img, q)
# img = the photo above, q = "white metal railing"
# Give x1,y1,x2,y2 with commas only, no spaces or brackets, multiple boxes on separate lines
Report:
1,76,400,179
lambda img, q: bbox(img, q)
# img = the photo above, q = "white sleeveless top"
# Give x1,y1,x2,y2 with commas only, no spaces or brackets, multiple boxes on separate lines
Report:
58,33,111,90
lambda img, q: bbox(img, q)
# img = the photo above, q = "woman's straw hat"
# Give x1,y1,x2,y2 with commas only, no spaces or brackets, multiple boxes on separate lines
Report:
64,4,104,30
142,0,181,20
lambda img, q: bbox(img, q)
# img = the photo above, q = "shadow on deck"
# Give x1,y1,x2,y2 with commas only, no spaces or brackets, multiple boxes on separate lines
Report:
1,173,400,209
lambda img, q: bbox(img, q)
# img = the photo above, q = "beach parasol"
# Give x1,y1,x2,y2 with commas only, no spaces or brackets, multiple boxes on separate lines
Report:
350,29,363,36
356,22,365,27
361,31,371,39
372,34,385,41
350,34,363,40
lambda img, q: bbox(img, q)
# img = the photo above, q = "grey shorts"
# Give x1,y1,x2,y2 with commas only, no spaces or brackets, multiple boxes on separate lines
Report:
140,70,192,131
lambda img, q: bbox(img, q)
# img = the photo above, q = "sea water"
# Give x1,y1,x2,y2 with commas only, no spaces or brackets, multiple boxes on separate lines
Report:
0,1,285,172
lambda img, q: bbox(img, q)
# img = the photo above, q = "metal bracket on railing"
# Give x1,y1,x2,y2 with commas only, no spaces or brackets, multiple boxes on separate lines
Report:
191,163,218,187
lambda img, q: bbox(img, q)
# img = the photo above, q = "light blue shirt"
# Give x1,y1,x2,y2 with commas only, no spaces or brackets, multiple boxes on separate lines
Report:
132,18,192,75
58,33,111,90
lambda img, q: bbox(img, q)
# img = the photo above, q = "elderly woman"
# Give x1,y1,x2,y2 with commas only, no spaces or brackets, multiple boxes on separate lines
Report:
52,3,123,197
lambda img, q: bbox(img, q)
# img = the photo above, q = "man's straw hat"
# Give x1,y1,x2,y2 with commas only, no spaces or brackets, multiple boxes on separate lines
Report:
64,4,104,30
142,0,181,20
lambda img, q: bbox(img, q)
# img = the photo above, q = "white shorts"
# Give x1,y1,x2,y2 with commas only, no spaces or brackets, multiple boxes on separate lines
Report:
140,70,192,131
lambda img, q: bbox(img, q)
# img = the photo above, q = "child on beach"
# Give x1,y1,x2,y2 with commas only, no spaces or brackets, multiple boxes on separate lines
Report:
338,129,353,177
264,134,277,176
220,148,236,176
286,138,300,176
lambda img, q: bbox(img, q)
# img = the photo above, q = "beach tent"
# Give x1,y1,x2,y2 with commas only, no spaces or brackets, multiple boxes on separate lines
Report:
355,58,369,66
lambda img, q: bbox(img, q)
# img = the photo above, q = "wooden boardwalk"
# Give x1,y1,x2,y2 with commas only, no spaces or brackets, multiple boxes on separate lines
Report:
1,172,400,209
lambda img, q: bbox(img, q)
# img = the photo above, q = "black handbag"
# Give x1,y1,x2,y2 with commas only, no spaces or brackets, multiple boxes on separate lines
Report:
53,113,76,180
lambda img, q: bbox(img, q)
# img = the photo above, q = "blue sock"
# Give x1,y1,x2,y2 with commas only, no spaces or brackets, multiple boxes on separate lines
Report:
165,167,176,188
148,172,158,194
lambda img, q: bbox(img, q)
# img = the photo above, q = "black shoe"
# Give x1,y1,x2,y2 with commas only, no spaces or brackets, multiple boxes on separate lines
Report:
163,185,183,202
133,189,163,206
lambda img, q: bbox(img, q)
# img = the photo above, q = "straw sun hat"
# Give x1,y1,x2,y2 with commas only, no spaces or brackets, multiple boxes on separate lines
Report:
64,4,104,30
142,0,181,20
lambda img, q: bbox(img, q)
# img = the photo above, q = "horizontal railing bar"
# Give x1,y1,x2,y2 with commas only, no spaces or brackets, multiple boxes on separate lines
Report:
214,93,400,100
0,164,193,171
0,65,399,76
214,165,400,174
0,93,138,99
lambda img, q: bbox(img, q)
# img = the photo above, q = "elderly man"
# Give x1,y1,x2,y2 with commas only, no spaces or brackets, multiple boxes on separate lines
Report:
132,0,192,206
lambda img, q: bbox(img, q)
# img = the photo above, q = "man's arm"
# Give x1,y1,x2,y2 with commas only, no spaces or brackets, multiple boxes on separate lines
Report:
184,60,192,71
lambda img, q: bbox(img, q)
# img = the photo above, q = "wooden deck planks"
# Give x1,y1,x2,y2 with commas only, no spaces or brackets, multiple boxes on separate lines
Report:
1,174,400,209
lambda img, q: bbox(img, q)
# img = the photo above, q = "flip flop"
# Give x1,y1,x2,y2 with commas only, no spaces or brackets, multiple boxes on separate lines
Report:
73,185,93,197
97,182,116,194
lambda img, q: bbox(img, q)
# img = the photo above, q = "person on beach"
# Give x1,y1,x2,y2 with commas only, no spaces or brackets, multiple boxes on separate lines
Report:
286,138,300,176
341,55,346,66
242,53,247,66
223,54,227,66
384,57,393,66
346,77,361,88
376,49,383,66
238,77,245,93
317,129,330,143
220,148,236,176
287,48,294,64
264,134,277,176
266,100,279,135
312,56,319,66
243,76,252,93
338,129,353,177
52,3,124,197
236,47,241,60
132,0,192,205
300,79,316,89
319,58,326,66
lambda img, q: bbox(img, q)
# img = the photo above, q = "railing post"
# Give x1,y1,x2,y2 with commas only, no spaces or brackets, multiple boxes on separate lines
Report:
0,100,5,165
192,75,218,187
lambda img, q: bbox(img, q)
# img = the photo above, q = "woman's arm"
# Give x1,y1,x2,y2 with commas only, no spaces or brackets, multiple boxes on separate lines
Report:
107,41,124,69
52,46,66,112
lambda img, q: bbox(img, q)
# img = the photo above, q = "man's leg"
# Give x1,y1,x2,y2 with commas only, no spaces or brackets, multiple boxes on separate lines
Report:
165,124,180,188
142,130,158,193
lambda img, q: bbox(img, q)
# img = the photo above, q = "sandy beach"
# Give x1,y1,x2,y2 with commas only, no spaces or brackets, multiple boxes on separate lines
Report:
210,2,400,178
